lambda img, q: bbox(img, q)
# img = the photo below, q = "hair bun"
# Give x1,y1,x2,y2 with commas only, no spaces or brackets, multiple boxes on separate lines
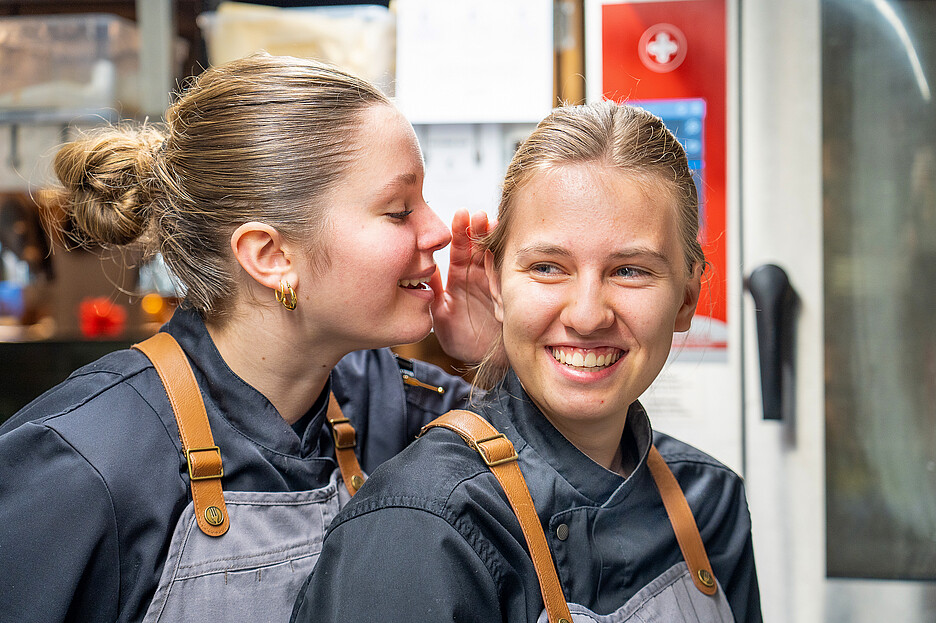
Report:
52,125,166,247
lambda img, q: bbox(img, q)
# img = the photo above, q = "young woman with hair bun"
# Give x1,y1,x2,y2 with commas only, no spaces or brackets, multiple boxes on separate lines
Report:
0,54,494,622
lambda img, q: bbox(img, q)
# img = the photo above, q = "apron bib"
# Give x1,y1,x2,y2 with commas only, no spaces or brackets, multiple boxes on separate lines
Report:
143,469,352,623
535,562,735,623
133,333,367,621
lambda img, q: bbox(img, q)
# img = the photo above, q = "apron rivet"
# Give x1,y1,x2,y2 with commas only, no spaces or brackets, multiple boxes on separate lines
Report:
204,506,224,526
351,475,364,490
698,568,715,587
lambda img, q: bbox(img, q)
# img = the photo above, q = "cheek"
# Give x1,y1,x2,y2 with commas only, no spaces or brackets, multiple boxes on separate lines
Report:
619,289,682,339
337,230,417,281
500,284,562,342
380,228,419,262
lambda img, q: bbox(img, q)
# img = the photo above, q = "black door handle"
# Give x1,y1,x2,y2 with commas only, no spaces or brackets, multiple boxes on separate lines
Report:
744,264,797,421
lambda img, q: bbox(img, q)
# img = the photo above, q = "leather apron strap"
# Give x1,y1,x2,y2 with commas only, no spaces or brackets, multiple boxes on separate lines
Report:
421,410,573,623
325,395,366,496
134,332,229,537
423,409,721,621
646,445,718,595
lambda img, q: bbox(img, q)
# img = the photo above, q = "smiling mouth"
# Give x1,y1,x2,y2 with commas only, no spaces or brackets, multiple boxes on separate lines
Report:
550,347,623,369
398,278,430,290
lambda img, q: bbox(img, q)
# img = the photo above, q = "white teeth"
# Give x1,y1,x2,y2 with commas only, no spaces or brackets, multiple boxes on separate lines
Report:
551,348,621,369
399,278,429,288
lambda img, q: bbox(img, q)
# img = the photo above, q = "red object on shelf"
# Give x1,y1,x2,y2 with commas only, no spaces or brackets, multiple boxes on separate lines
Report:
79,297,127,338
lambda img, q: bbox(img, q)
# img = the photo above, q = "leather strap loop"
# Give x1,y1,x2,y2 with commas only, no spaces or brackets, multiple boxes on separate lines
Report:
421,410,573,623
326,395,366,496
646,446,718,595
134,333,229,537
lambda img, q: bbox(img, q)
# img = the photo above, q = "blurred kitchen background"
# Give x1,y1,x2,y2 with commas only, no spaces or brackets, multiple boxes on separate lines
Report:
2,2,936,620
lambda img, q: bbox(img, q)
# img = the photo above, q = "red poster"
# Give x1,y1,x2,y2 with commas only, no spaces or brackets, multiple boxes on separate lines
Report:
601,0,727,348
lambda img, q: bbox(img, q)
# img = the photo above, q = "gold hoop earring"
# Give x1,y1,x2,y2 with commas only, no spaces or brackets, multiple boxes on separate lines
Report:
275,280,297,310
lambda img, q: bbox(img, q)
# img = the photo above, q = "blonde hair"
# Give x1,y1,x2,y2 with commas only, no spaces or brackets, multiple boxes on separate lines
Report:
474,100,706,390
51,54,390,322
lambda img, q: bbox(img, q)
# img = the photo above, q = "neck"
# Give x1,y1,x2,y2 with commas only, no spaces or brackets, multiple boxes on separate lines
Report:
206,307,343,425
538,407,630,476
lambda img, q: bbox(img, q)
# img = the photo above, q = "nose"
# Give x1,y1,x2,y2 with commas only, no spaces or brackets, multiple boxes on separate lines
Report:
418,201,452,254
559,277,615,335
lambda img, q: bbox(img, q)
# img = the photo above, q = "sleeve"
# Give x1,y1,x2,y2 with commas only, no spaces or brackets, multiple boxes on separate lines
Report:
724,527,762,623
705,478,763,623
290,507,501,623
0,422,120,622
712,492,763,623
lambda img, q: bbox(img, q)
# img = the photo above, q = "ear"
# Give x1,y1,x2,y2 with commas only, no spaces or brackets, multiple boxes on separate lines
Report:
484,250,504,323
230,222,298,292
674,263,703,333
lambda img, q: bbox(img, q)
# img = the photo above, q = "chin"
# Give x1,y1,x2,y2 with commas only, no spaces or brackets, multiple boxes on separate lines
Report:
547,393,626,421
392,317,433,347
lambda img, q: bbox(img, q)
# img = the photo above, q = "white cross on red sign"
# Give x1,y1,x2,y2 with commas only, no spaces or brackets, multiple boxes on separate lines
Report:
638,23,688,73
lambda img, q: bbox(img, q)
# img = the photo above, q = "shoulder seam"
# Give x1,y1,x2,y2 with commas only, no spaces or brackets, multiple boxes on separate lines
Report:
37,360,153,425
122,376,187,488
659,451,736,473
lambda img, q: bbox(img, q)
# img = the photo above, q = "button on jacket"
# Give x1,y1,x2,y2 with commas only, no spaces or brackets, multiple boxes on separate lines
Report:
293,372,762,623
0,307,470,623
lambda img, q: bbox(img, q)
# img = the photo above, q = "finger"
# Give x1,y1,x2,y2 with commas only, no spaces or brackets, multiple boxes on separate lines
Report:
468,211,490,266
428,266,444,308
449,209,472,266
468,210,490,239
451,209,471,241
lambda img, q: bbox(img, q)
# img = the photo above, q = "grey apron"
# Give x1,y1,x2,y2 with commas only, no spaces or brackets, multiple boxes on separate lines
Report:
535,562,735,623
142,469,352,623
133,333,365,622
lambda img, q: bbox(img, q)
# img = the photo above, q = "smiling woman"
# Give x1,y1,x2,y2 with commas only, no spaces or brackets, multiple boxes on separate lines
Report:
484,163,700,469
293,101,762,623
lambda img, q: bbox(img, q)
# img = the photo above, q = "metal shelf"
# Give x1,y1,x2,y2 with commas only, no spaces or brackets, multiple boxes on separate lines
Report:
0,108,121,125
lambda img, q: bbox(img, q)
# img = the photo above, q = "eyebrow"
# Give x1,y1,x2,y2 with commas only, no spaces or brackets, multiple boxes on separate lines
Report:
515,243,573,259
367,172,420,210
515,243,673,267
378,173,419,196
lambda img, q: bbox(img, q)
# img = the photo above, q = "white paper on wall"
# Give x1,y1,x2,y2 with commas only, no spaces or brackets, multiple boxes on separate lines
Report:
395,0,554,124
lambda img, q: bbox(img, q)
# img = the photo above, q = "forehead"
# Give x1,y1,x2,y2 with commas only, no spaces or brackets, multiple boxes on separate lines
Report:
353,104,422,164
505,164,681,254
326,104,424,205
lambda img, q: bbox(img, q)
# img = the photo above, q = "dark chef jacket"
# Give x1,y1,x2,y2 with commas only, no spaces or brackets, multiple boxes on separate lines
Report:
0,307,470,622
292,371,762,623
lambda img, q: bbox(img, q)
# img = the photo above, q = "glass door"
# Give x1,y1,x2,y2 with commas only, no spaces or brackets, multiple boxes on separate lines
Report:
823,0,936,583
743,1,936,620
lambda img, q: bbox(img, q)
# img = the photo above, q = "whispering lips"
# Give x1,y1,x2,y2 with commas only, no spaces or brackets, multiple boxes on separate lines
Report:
550,346,623,369
398,277,431,290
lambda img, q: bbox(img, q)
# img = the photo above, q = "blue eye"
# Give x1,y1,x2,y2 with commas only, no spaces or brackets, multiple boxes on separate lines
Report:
531,263,562,275
615,266,647,278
